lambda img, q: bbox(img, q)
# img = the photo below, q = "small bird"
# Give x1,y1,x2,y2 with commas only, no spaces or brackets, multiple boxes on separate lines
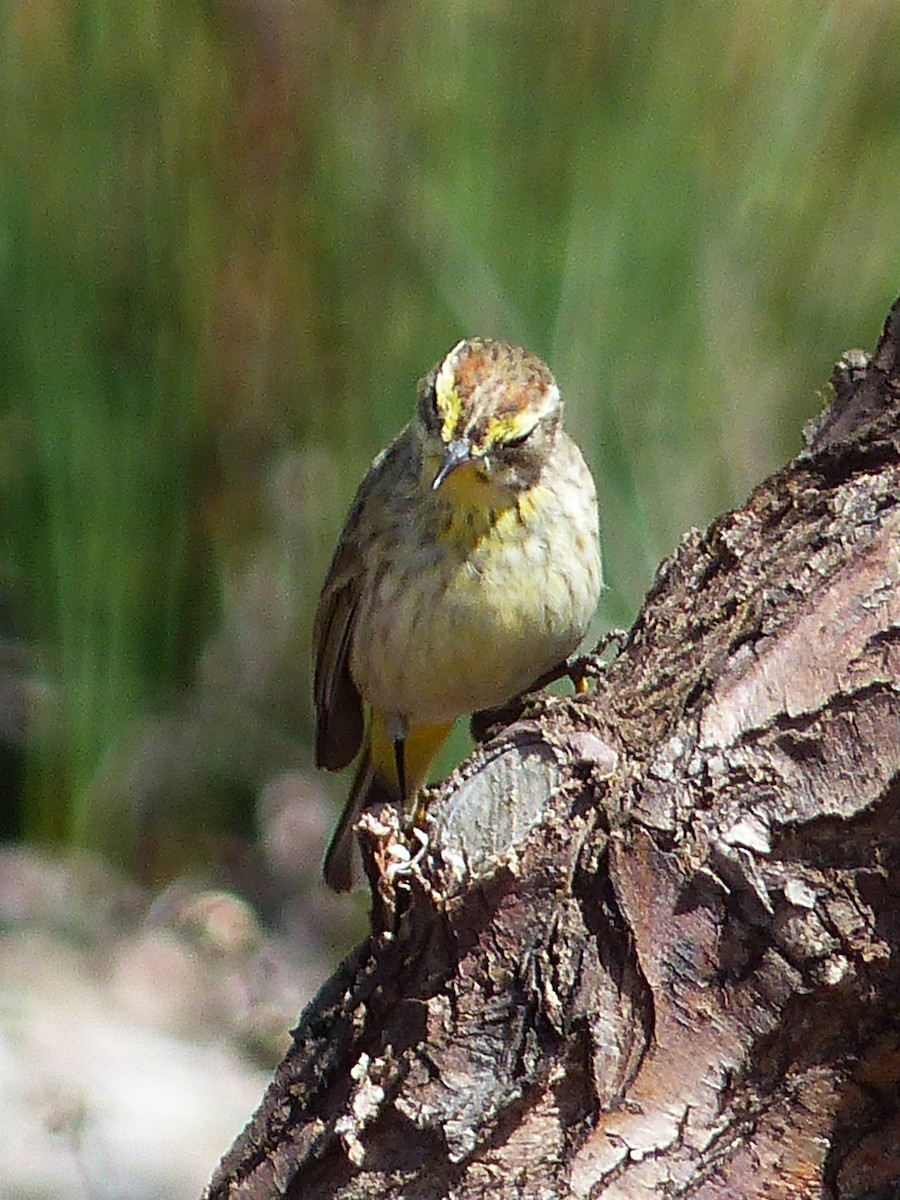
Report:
314,338,602,891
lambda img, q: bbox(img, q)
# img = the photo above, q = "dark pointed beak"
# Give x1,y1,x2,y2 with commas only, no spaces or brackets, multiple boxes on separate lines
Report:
432,439,472,491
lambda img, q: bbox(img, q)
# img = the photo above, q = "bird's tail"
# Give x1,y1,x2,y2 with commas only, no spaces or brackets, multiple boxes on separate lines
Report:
323,748,388,893
322,715,453,892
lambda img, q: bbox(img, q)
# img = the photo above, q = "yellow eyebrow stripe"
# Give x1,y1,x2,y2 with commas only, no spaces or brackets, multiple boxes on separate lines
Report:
484,381,559,446
487,411,538,444
434,347,465,443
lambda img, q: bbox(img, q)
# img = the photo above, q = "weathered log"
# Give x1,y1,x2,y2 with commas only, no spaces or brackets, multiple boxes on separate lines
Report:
205,297,900,1200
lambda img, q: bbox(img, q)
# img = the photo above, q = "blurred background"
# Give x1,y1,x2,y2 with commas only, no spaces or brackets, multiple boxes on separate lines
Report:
1,0,898,1195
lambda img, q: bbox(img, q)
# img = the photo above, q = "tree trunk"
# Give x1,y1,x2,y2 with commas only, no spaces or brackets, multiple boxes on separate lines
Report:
205,298,900,1200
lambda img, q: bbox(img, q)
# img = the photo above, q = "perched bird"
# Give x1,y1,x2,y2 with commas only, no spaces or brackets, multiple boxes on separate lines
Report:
313,338,602,891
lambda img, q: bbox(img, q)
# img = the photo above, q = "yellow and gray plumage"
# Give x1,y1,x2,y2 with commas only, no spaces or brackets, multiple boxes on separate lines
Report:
314,338,602,891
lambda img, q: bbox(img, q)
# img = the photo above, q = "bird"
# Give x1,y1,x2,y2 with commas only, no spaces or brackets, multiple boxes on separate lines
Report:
313,337,602,891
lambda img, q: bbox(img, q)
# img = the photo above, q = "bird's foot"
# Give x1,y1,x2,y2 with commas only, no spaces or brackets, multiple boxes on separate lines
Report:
470,628,628,742
384,825,430,885
565,627,629,692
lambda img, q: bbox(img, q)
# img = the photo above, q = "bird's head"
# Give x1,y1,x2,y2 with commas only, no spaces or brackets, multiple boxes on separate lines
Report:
416,338,562,504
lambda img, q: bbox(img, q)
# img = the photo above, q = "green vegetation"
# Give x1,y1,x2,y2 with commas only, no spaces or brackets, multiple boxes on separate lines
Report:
1,0,898,871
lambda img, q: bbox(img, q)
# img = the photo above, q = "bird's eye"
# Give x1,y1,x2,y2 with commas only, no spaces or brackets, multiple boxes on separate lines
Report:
504,428,533,449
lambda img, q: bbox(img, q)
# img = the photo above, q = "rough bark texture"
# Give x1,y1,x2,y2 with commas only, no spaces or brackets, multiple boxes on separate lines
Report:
205,299,900,1200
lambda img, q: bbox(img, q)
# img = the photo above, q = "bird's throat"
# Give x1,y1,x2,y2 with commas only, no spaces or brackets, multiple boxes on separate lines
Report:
434,476,537,550
434,458,494,509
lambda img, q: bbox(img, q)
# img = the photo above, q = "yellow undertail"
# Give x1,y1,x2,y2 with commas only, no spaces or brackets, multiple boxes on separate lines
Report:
323,713,453,892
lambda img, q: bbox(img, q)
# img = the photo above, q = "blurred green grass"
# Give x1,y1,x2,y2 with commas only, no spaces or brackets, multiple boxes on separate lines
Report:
1,0,898,874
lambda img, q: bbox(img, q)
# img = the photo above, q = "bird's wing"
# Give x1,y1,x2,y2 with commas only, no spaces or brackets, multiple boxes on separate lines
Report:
312,434,409,770
313,535,365,772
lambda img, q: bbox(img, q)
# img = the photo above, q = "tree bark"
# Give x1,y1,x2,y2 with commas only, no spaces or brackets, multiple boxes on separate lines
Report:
205,298,900,1200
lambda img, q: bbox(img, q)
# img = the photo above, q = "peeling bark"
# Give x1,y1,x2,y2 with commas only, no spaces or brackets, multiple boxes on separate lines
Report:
205,298,900,1200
